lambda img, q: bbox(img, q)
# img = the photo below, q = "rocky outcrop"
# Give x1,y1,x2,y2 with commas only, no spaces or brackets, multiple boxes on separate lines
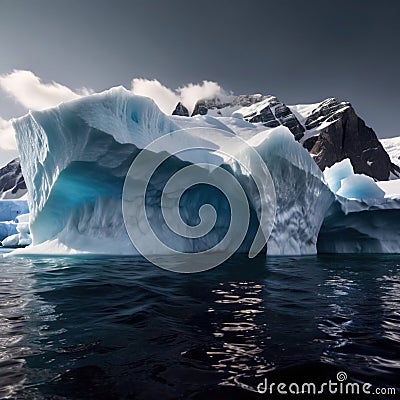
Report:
191,100,208,116
239,96,305,139
172,102,189,117
273,103,305,140
303,99,399,180
0,158,26,199
191,94,266,117
248,105,280,128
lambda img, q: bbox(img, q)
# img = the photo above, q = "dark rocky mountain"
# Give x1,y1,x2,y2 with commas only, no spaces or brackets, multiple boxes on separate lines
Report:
303,99,400,180
0,158,26,199
186,95,398,181
172,102,189,117
241,96,305,141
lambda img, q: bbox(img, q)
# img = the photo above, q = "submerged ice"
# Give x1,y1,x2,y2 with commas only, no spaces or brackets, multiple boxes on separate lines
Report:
9,87,400,256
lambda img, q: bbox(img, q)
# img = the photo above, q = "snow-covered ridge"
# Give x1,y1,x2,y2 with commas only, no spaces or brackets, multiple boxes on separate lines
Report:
381,136,400,169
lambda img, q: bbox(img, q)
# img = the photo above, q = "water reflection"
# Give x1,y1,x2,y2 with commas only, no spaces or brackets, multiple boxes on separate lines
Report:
0,258,36,398
208,278,272,391
0,257,68,399
379,271,400,367
318,257,400,386
0,254,399,398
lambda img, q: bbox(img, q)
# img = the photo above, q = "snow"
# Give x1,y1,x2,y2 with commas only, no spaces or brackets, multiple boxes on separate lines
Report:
288,102,320,125
232,96,277,119
381,136,400,170
377,179,400,198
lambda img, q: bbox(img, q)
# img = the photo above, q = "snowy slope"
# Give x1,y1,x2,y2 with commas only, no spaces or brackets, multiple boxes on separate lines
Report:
381,136,400,169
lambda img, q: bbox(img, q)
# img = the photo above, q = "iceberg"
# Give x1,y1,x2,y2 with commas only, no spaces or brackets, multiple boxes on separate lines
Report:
11,87,334,257
0,199,29,241
318,160,400,253
2,213,31,247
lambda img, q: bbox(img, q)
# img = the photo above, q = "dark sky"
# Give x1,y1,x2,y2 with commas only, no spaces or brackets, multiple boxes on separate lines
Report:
0,0,399,137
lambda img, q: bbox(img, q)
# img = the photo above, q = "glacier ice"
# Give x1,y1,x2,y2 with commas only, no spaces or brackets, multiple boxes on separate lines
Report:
336,175,385,200
0,199,29,222
0,199,29,241
2,213,31,247
323,159,354,193
319,159,400,253
10,87,337,256
323,159,385,200
8,87,400,257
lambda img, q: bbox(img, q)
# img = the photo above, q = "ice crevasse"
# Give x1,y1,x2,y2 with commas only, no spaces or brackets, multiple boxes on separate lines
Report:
8,87,400,256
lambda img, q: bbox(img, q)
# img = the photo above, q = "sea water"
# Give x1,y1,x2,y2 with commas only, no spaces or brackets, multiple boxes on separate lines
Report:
0,253,399,399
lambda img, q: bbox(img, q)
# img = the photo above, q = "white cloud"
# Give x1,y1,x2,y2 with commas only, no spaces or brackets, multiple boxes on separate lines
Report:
131,78,227,114
178,81,226,113
0,69,93,165
0,117,18,166
0,69,91,111
0,118,17,150
131,78,179,114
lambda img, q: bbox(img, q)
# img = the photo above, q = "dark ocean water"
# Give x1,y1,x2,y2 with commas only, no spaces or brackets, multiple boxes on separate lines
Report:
0,253,399,399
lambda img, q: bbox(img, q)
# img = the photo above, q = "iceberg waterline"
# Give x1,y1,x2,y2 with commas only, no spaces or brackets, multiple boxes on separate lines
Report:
6,87,400,256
